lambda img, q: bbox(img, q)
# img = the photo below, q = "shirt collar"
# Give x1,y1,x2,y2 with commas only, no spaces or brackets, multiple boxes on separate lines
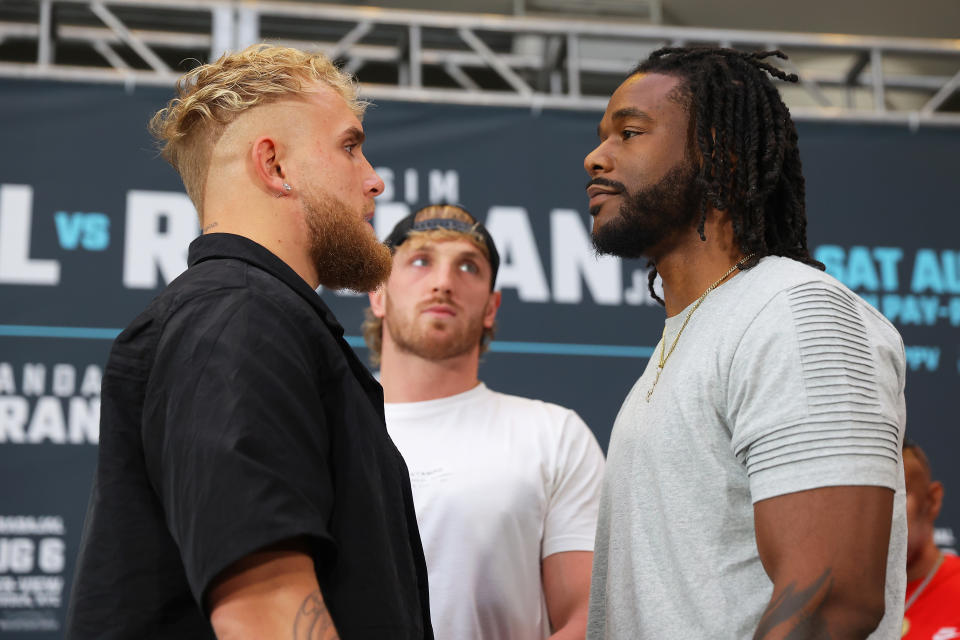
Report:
187,232,345,338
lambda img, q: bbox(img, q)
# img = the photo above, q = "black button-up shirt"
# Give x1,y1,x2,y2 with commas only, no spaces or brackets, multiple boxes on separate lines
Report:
67,233,432,639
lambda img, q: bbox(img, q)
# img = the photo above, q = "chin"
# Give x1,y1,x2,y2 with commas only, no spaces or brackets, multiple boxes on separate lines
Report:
593,227,654,260
590,202,615,223
593,206,631,239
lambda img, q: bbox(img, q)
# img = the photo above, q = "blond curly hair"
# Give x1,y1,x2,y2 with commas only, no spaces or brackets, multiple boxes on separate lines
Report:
149,44,367,219
363,205,496,366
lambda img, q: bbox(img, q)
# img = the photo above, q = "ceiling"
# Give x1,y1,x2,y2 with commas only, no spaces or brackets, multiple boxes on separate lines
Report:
1,0,956,122
660,0,959,39
332,0,960,40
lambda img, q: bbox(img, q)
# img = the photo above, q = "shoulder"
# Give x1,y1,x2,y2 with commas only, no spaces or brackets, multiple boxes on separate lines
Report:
165,260,325,343
481,389,603,487
734,257,903,353
734,257,851,314
943,553,960,580
932,554,960,604
724,259,907,453
482,388,595,440
484,388,580,422
113,260,334,380
109,259,249,363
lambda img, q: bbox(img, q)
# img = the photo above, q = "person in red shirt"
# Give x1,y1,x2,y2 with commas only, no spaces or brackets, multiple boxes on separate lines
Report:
903,438,960,639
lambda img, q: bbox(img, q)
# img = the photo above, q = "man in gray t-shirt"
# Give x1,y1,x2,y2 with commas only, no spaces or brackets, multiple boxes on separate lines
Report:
583,47,906,638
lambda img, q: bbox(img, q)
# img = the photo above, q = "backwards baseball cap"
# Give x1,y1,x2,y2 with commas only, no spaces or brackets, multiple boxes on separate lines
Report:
384,205,500,289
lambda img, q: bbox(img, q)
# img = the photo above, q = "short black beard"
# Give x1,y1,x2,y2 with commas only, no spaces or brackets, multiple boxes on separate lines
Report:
591,159,702,260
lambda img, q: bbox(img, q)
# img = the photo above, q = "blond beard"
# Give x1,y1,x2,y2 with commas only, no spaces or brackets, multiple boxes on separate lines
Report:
303,188,392,292
384,292,485,362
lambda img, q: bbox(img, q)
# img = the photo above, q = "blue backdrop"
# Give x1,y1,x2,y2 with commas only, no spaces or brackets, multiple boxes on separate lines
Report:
1,79,957,636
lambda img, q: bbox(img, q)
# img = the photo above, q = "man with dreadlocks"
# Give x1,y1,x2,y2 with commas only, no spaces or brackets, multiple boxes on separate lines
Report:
584,47,907,639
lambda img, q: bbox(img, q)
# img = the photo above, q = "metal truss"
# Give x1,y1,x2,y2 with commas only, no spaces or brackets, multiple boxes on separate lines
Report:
2,0,960,127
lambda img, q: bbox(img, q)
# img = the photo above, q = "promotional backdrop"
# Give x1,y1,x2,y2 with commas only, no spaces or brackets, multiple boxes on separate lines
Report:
1,79,958,636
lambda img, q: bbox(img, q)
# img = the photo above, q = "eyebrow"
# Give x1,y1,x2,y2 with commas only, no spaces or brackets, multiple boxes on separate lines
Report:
456,248,486,262
342,126,366,144
597,107,654,137
410,244,487,263
613,107,653,122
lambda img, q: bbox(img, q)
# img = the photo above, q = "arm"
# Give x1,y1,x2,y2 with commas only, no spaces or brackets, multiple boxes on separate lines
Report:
208,543,339,640
543,550,593,640
752,485,894,640
724,285,906,638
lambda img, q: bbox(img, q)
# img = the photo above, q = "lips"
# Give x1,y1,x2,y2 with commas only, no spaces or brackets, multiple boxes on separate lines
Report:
423,305,456,317
420,299,458,317
587,185,622,211
586,185,622,199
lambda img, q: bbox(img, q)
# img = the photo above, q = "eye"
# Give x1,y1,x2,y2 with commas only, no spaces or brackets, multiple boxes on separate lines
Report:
344,143,357,155
622,129,643,140
411,257,428,267
459,261,479,274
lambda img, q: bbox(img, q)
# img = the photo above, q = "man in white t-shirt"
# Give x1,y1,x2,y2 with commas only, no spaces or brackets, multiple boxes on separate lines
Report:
363,204,605,640
584,48,907,638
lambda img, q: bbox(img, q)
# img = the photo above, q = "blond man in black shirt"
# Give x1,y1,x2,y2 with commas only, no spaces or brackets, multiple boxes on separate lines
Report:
67,45,432,640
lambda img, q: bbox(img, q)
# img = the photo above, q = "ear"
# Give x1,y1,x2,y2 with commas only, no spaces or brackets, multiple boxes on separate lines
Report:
251,135,288,196
483,290,501,330
368,286,386,319
928,480,944,521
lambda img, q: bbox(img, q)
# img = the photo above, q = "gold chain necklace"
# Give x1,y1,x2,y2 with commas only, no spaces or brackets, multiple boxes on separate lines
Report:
646,254,755,402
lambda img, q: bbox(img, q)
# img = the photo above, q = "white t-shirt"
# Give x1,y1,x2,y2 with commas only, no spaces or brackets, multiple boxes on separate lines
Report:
587,257,907,639
385,383,605,640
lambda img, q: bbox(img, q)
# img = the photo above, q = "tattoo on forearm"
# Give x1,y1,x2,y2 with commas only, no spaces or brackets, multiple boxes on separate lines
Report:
754,569,833,640
293,590,339,640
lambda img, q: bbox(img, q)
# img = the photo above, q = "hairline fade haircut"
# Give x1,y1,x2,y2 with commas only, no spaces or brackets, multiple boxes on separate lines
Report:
363,204,496,367
149,44,367,222
631,47,825,305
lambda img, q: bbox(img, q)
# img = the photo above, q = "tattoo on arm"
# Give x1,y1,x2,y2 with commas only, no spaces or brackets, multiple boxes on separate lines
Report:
754,569,833,640
293,590,339,640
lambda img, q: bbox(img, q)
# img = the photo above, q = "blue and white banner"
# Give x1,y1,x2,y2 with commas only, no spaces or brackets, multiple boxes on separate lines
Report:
1,79,958,636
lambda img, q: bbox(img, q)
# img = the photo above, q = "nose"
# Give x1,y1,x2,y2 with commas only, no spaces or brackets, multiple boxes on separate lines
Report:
432,262,456,294
364,160,385,198
584,140,612,177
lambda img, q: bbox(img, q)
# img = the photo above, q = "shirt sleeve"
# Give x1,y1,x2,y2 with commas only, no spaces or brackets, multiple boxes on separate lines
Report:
727,280,906,504
541,411,605,558
142,289,336,605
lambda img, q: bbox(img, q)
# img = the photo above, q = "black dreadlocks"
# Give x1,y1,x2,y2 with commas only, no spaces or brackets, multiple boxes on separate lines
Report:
633,47,825,305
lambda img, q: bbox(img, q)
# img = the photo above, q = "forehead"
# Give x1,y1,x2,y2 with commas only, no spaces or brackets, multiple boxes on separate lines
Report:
397,235,489,262
300,83,362,131
600,72,688,129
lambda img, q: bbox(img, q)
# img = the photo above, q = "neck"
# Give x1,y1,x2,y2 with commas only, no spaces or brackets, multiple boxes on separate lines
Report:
379,342,482,403
203,192,319,289
654,211,746,317
907,539,943,583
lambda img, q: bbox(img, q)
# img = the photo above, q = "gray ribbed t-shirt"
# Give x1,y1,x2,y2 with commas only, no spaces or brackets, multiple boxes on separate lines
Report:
587,257,907,639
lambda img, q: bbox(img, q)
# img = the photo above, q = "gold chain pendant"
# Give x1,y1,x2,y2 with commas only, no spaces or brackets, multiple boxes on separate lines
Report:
646,364,663,402
645,254,754,403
